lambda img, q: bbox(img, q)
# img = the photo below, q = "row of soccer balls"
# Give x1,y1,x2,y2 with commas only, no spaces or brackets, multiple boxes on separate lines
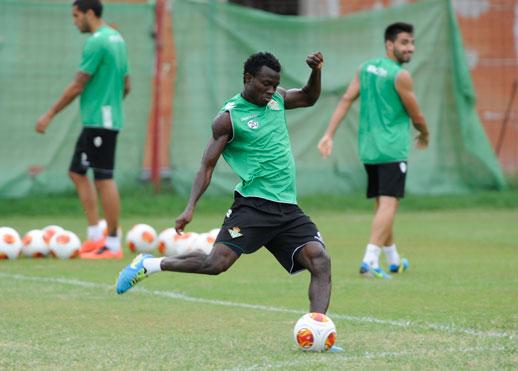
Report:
0,225,81,259
0,223,221,260
127,224,220,256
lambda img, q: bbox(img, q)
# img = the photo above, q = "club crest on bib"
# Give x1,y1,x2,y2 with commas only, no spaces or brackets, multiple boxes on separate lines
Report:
247,120,260,129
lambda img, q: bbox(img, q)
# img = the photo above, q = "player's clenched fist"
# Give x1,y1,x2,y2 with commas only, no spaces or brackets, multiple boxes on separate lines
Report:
306,52,323,70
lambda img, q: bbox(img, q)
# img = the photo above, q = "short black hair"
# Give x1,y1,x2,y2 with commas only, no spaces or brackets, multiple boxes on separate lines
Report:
384,22,413,42
73,0,103,17
243,52,281,81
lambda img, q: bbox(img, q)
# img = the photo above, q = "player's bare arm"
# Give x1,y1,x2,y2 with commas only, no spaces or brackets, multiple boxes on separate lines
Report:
35,72,91,134
175,112,232,233
318,70,360,158
123,75,131,98
395,70,429,148
279,52,323,109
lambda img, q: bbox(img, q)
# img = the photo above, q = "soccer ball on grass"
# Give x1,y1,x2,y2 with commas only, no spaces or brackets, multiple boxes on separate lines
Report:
157,228,178,256
49,230,81,259
22,229,49,258
191,233,214,255
126,224,158,253
293,312,336,352
42,225,65,245
0,227,22,259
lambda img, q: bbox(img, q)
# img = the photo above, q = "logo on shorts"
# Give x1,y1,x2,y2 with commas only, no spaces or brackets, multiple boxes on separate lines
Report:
228,227,243,239
81,152,90,167
399,162,407,173
93,136,103,147
226,209,232,218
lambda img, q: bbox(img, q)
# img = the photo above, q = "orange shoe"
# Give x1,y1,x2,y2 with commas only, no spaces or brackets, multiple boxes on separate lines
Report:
80,238,106,254
80,246,123,260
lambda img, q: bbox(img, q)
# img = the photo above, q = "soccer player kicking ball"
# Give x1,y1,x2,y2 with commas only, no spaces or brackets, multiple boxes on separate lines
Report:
318,22,429,278
116,52,342,351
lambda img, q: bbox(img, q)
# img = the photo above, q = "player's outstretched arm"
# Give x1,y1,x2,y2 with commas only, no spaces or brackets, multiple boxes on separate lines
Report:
280,52,323,109
35,72,91,134
318,71,360,159
395,70,429,148
175,112,232,233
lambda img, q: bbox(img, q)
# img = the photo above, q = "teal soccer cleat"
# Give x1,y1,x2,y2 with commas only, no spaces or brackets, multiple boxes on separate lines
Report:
359,262,392,279
328,345,345,353
116,253,153,294
389,257,409,274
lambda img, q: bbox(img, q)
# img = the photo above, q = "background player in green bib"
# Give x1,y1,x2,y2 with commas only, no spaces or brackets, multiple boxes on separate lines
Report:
116,52,339,330
36,0,129,259
318,22,429,278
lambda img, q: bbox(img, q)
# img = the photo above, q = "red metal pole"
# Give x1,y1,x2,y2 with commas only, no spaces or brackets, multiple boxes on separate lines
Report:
496,80,517,157
151,0,164,192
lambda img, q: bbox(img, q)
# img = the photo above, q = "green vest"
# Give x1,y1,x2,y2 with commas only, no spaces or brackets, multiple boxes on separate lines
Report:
79,25,129,130
359,57,410,163
220,92,297,204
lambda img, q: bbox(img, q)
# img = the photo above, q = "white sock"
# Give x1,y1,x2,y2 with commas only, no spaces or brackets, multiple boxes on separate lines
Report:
383,244,400,266
87,224,103,241
105,236,120,252
143,258,164,274
362,244,381,269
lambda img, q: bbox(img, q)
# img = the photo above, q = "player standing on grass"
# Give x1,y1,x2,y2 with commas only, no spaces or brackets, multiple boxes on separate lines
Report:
36,0,129,259
116,52,340,345
318,22,429,278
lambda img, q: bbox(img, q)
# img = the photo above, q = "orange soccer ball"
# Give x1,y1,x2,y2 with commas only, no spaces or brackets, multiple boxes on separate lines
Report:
0,227,22,259
293,312,336,352
126,224,157,253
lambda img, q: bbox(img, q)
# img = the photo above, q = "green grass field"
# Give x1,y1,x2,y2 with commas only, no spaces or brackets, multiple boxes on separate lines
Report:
1,192,517,369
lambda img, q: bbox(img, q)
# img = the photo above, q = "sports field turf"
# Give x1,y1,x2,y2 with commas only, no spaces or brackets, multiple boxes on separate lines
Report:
0,192,517,369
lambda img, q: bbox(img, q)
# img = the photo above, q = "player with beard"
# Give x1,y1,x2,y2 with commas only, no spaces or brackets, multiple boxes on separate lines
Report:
318,22,429,278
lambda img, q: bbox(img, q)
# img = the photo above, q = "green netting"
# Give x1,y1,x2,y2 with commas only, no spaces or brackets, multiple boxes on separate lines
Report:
170,0,506,196
0,0,154,198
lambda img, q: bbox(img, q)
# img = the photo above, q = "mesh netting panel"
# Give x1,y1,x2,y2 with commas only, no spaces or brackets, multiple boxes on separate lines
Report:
170,0,505,196
0,0,154,197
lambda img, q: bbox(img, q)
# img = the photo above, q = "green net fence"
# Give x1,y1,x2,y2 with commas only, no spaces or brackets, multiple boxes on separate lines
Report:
170,0,506,196
0,0,506,199
0,0,154,198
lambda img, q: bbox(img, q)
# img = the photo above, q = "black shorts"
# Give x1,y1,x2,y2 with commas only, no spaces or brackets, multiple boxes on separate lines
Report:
364,161,407,199
215,193,325,274
69,128,118,180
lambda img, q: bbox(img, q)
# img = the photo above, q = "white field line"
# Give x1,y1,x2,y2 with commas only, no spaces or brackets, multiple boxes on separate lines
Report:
230,345,511,371
0,272,515,341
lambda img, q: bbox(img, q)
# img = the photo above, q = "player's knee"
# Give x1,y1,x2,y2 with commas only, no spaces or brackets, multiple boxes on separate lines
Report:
315,251,331,275
68,171,85,183
303,244,330,275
